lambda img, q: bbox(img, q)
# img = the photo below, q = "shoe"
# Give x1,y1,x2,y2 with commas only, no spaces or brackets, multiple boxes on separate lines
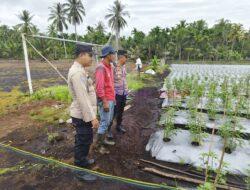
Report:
104,138,115,146
74,171,97,182
116,125,126,133
82,158,95,167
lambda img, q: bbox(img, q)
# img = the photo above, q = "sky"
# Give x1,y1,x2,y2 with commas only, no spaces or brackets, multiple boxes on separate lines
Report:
0,0,250,37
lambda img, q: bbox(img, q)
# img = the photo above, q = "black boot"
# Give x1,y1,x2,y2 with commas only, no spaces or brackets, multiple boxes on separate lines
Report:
81,158,95,167
74,170,97,182
74,157,96,182
107,123,114,140
116,125,126,133
96,134,110,154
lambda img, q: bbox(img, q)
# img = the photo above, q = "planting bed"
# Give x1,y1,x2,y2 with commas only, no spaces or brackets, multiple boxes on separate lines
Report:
148,63,250,185
159,110,250,138
146,129,250,175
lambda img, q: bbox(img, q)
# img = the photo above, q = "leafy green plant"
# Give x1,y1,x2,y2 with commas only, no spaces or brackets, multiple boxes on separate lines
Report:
207,100,217,121
195,82,206,100
187,98,196,118
198,182,216,190
218,120,243,154
151,55,160,71
214,162,229,185
188,113,207,146
47,132,63,144
200,151,218,182
200,133,230,187
163,108,178,142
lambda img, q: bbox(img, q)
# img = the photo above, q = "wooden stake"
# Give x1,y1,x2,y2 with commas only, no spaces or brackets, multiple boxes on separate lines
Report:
143,167,241,190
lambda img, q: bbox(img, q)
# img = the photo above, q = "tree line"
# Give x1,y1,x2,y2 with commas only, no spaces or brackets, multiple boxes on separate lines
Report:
0,0,249,62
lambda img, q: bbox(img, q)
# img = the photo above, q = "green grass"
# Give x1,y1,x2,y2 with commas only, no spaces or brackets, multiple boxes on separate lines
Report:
29,106,69,124
127,64,169,91
31,85,72,103
0,85,71,116
127,73,146,91
0,87,29,115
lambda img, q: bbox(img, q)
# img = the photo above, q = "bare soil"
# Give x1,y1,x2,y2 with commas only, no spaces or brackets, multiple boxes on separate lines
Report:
0,60,247,189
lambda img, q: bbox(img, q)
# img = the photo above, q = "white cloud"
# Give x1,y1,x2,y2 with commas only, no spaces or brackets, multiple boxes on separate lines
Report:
0,0,249,37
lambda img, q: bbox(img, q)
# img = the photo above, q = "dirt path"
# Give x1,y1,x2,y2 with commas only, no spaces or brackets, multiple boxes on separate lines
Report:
0,70,172,189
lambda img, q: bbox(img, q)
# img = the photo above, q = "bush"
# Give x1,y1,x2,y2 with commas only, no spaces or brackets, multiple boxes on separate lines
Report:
151,55,160,71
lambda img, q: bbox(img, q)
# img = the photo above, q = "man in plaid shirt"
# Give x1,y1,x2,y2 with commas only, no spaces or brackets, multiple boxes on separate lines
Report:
108,50,128,139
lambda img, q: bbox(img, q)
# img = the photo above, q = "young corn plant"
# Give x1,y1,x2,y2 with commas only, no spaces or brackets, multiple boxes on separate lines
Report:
163,108,178,142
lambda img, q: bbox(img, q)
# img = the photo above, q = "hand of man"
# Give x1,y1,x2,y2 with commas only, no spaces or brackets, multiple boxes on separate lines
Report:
103,101,110,112
91,118,99,129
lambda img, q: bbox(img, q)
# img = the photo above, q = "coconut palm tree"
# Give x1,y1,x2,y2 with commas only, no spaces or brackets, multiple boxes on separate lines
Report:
229,23,244,51
96,21,106,33
64,0,85,41
47,24,57,37
174,20,189,60
105,0,129,49
48,3,68,57
16,10,35,34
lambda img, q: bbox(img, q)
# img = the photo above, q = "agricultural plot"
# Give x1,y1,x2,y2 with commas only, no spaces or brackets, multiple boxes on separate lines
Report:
147,64,250,177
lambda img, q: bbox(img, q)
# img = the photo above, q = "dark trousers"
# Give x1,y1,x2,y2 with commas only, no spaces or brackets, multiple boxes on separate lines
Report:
72,117,93,167
114,94,127,126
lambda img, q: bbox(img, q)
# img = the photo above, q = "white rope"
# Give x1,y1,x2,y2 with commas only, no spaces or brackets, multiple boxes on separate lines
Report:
24,33,116,83
106,33,114,46
25,38,68,84
28,34,103,47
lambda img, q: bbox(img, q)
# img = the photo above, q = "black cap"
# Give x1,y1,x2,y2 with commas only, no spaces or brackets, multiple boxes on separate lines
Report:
117,50,128,56
75,43,93,56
